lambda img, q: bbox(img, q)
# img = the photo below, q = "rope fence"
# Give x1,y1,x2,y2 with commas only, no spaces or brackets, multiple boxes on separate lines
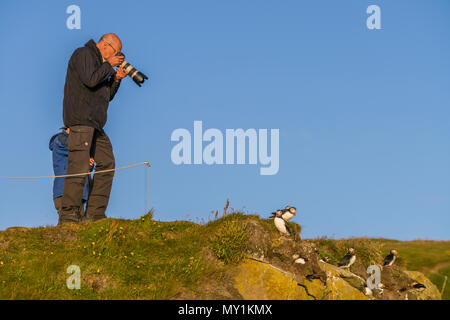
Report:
0,161,151,215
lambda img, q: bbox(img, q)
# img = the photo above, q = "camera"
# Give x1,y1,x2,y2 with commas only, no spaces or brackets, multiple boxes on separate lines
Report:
116,52,148,87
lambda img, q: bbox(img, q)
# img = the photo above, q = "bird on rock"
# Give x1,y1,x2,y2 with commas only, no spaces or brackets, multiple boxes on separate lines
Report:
337,248,356,271
270,206,296,236
383,249,398,268
410,282,426,291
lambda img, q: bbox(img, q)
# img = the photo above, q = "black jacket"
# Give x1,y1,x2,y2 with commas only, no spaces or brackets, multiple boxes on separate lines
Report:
63,39,121,130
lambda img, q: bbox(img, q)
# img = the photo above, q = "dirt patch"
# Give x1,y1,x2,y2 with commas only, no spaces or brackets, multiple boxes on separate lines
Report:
0,238,11,250
41,228,78,243
428,262,450,274
83,273,115,293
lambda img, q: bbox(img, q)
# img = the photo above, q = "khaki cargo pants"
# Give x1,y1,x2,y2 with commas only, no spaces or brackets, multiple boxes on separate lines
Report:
60,125,115,224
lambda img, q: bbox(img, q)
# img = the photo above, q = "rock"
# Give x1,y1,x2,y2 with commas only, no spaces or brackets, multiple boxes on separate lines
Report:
317,261,368,300
234,259,316,299
323,275,369,300
403,271,442,300
234,259,370,300
318,260,366,287
233,217,441,300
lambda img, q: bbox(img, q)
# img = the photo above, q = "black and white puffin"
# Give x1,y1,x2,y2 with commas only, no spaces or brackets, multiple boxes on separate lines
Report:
337,248,356,270
382,249,398,267
274,215,292,235
410,282,426,291
269,209,283,219
281,206,296,221
269,206,296,220
271,206,296,235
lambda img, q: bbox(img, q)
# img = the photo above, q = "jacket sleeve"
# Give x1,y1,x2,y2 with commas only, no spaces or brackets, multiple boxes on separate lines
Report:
109,78,121,101
73,48,116,88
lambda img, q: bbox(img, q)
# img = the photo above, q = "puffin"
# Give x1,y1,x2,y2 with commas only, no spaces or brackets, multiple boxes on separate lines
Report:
337,248,356,270
273,215,292,235
269,209,283,219
410,282,426,291
271,206,296,236
281,206,296,221
319,256,330,263
292,254,307,264
269,206,296,220
382,249,398,267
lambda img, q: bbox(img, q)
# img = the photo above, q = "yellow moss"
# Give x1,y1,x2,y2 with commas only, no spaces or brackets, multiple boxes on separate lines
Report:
325,276,368,300
318,261,368,300
234,259,315,300
234,259,370,300
302,278,325,299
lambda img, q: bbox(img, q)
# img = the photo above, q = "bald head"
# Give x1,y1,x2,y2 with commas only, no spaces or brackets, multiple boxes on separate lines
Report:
99,33,122,49
97,33,122,60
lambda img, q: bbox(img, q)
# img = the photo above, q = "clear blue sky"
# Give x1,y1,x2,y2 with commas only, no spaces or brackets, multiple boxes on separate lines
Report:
0,0,449,240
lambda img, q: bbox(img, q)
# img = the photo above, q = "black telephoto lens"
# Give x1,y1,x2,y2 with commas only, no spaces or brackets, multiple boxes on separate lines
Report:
131,72,149,87
115,52,148,87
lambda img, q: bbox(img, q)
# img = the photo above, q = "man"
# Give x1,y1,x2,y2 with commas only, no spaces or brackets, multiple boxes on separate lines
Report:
49,127,94,224
61,33,128,224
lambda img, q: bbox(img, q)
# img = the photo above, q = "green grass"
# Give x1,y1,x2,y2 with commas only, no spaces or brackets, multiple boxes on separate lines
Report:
211,216,248,264
377,240,450,300
0,212,448,299
312,237,384,266
0,211,257,299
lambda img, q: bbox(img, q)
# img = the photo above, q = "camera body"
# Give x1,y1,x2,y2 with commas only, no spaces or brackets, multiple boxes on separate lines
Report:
116,52,148,87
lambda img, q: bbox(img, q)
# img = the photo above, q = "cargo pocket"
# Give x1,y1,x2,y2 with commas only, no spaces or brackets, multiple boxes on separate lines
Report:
68,126,94,152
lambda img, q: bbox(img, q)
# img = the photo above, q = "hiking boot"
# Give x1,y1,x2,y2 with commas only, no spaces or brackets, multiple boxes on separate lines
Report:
84,212,106,222
58,207,81,225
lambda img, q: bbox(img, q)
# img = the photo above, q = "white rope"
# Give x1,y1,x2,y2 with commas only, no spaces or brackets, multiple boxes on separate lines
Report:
0,162,150,179
0,161,151,215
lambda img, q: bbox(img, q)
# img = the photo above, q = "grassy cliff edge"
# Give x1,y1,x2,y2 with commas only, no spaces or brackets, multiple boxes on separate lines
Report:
0,212,448,300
